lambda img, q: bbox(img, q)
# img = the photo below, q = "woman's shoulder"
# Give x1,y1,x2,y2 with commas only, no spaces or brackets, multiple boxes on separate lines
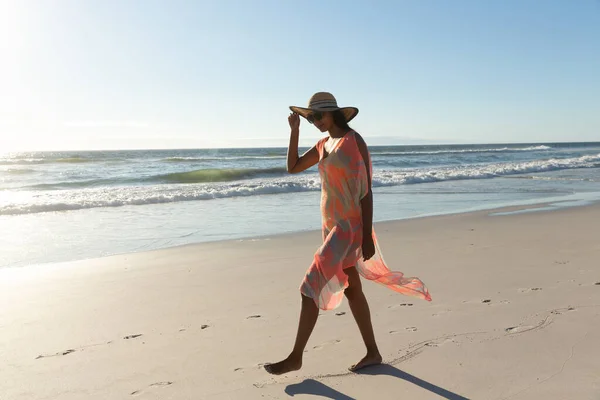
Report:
317,135,329,145
316,136,330,148
314,135,329,157
349,131,368,150
350,130,364,143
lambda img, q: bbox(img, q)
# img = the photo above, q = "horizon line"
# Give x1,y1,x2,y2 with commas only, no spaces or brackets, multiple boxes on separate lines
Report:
2,140,599,154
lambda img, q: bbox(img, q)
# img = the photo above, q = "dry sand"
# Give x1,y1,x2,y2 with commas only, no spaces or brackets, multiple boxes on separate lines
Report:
1,203,599,399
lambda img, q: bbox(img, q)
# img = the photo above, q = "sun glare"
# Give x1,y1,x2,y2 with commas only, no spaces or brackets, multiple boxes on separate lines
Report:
1,1,29,152
0,1,26,53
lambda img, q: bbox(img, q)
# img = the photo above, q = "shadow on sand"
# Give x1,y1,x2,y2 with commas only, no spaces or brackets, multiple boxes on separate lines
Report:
285,364,469,399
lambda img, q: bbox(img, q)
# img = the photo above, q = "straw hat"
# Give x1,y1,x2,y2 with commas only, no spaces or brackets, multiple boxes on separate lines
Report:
290,92,359,122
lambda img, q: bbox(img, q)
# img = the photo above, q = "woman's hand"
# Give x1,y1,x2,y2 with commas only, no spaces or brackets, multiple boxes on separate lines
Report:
362,235,375,261
288,112,300,131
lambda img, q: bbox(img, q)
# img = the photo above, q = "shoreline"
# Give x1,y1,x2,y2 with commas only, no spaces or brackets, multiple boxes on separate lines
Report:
4,190,599,271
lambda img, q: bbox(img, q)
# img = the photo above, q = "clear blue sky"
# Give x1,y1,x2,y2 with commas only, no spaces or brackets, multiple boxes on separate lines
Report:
1,0,599,150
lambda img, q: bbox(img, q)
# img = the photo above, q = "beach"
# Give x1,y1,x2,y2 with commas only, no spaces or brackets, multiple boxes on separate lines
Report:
2,202,599,400
3,1,599,398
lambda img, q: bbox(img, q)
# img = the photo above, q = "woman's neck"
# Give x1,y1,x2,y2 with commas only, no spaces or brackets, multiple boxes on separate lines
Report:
328,125,350,139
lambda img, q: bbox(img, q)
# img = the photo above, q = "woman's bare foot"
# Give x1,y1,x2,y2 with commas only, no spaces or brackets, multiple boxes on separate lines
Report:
348,351,382,372
264,356,302,375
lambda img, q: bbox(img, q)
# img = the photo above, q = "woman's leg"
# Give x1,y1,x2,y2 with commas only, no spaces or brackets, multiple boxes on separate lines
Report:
264,293,319,375
343,266,382,371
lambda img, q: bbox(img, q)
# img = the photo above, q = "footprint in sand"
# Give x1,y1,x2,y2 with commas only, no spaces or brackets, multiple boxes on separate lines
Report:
424,337,455,347
313,339,341,350
388,303,414,309
124,334,143,340
550,307,576,315
36,340,115,360
150,382,173,387
36,349,76,359
431,309,452,317
519,287,543,293
385,334,481,366
130,382,173,396
389,327,418,334
505,326,530,334
505,307,576,336
465,298,508,306
505,317,552,335
234,362,267,372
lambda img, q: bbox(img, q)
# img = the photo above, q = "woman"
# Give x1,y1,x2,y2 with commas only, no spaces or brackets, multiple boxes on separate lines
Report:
264,92,431,375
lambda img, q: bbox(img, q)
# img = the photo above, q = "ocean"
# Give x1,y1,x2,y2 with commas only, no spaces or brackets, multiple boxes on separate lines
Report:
1,141,599,268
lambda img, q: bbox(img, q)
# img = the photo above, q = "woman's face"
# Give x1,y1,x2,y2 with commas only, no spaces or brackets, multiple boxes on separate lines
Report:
309,111,334,132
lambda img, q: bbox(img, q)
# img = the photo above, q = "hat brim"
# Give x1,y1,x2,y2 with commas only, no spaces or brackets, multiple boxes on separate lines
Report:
289,106,359,123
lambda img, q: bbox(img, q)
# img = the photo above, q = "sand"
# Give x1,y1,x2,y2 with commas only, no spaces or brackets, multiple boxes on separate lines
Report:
1,203,599,399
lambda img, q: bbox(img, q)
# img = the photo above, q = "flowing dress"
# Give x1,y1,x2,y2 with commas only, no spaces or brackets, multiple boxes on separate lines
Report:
300,131,432,310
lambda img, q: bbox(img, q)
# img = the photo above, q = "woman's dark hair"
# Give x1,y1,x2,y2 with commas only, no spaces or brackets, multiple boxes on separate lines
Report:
331,110,351,131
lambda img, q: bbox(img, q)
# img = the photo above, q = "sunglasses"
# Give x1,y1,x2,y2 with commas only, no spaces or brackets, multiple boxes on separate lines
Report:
306,111,324,124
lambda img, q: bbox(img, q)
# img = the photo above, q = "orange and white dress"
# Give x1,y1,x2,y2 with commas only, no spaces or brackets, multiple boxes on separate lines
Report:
300,131,432,310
